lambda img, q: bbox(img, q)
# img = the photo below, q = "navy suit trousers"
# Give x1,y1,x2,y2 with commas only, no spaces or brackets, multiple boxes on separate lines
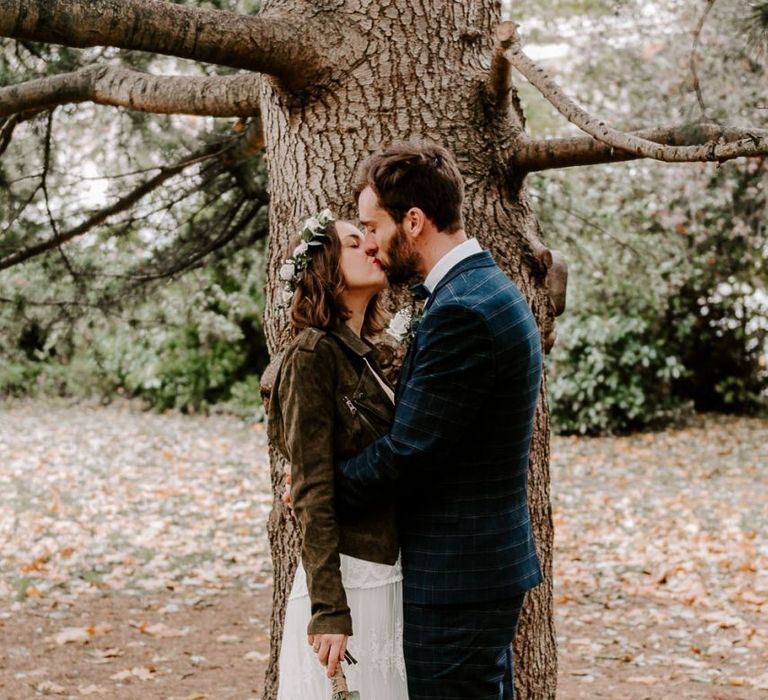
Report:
403,594,526,700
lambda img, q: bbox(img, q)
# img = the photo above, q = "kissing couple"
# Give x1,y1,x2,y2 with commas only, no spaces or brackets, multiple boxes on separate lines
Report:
268,139,543,699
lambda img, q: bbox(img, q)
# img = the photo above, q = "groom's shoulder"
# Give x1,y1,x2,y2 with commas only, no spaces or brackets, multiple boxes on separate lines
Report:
447,259,523,305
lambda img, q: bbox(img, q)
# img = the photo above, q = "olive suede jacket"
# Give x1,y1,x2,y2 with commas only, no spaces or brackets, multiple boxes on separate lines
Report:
267,324,398,635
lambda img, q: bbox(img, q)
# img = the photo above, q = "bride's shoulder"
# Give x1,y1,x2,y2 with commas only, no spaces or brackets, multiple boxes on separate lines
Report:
281,328,337,371
287,326,329,355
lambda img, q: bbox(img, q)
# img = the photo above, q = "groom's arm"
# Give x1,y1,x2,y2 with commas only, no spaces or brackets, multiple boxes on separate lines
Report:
336,303,495,507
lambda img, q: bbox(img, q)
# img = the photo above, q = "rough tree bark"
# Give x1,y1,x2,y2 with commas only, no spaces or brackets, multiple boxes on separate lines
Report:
257,2,557,697
2,0,768,697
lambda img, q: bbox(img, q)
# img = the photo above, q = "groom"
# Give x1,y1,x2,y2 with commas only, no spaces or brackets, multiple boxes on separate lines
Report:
335,140,543,699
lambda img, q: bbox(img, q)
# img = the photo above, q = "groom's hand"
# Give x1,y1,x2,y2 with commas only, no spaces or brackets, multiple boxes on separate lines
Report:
308,633,348,678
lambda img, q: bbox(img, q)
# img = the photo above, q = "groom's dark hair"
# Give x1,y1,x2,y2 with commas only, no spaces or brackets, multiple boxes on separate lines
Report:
353,139,464,233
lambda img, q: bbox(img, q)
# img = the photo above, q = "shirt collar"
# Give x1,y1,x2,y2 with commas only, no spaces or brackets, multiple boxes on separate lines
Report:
423,238,482,293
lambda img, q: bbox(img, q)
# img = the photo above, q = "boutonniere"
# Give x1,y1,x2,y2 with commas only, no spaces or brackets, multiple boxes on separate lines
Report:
385,308,424,345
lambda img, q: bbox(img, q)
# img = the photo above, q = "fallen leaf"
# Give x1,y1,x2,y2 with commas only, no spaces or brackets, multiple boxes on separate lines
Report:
109,666,156,682
52,627,90,645
626,676,658,685
142,622,187,638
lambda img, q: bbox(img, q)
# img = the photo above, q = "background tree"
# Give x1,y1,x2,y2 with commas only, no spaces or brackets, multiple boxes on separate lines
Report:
1,0,767,696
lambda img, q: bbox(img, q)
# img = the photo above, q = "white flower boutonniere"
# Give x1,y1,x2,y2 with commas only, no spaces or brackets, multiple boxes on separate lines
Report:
386,308,424,345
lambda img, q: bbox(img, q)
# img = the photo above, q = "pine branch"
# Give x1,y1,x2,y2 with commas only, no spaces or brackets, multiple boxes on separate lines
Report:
501,22,768,165
0,66,262,118
689,0,718,121
515,124,768,172
0,0,334,91
0,141,232,270
0,111,44,156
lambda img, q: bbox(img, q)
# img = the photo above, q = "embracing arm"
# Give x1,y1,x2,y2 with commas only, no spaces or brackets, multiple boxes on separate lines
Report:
336,304,495,507
279,341,352,635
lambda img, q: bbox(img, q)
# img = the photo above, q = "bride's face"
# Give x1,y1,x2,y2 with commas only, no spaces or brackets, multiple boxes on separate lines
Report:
337,221,388,295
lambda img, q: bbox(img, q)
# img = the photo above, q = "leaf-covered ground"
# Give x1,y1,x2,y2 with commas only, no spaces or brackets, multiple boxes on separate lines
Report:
0,401,765,698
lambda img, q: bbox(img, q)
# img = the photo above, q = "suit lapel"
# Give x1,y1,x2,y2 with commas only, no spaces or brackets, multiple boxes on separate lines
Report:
423,250,494,313
395,344,417,402
395,251,495,400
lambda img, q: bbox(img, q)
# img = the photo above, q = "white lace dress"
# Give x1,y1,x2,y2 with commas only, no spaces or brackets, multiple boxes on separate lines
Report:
277,554,409,699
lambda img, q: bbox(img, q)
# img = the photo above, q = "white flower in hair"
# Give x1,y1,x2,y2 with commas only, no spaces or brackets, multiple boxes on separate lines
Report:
279,261,296,281
293,241,309,257
278,208,336,307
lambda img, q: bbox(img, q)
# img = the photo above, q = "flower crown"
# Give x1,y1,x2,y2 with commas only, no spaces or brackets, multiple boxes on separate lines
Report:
279,208,335,306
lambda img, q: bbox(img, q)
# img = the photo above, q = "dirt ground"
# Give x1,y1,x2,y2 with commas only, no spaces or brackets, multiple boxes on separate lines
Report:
1,401,766,699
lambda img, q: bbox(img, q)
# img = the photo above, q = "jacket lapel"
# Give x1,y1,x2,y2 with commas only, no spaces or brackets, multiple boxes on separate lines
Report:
423,251,495,313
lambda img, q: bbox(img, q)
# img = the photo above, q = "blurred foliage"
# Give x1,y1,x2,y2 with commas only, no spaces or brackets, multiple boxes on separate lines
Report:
0,1,269,416
1,0,767,430
519,0,768,433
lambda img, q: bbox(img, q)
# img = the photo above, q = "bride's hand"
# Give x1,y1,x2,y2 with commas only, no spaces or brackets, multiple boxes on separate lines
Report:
307,633,348,678
281,463,293,508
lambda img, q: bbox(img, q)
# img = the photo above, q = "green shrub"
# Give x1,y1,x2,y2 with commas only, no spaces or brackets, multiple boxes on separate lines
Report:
549,310,690,435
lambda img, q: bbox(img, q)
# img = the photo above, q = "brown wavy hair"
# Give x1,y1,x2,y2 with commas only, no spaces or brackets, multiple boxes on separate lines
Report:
290,220,385,338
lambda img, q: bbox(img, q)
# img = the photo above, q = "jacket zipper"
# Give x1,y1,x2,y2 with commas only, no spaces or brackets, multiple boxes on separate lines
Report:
343,395,357,415
343,395,378,434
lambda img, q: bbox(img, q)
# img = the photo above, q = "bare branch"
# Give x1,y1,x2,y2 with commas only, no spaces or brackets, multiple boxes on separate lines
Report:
0,111,45,156
0,0,333,90
501,22,768,164
0,66,262,118
0,114,23,156
41,109,79,280
514,124,768,172
0,141,232,270
690,0,718,121
130,196,264,281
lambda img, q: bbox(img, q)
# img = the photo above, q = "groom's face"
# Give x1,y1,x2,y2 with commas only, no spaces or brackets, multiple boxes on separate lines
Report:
358,186,421,284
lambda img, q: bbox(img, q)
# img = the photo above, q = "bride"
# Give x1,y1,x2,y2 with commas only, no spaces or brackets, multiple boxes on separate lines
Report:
268,210,408,699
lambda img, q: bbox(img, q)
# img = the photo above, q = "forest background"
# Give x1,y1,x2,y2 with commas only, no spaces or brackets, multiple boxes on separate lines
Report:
1,0,766,435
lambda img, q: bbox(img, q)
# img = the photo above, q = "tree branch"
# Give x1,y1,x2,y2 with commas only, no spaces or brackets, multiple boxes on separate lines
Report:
0,66,262,117
690,0,718,121
515,124,768,171
486,22,515,115
0,142,232,270
0,113,23,156
501,22,768,164
0,0,332,91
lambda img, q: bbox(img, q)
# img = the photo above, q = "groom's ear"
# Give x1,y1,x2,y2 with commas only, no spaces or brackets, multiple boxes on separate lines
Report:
403,207,427,238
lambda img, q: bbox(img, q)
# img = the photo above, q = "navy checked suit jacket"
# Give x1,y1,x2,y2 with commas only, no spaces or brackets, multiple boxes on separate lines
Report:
336,250,543,605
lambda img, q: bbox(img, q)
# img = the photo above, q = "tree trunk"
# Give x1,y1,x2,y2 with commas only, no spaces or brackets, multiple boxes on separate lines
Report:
259,1,557,697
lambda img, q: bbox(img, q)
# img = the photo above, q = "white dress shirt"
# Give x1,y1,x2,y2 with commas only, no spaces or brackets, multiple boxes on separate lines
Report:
423,238,482,294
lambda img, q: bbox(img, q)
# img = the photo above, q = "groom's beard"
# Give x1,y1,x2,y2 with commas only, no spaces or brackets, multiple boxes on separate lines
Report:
383,224,422,284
